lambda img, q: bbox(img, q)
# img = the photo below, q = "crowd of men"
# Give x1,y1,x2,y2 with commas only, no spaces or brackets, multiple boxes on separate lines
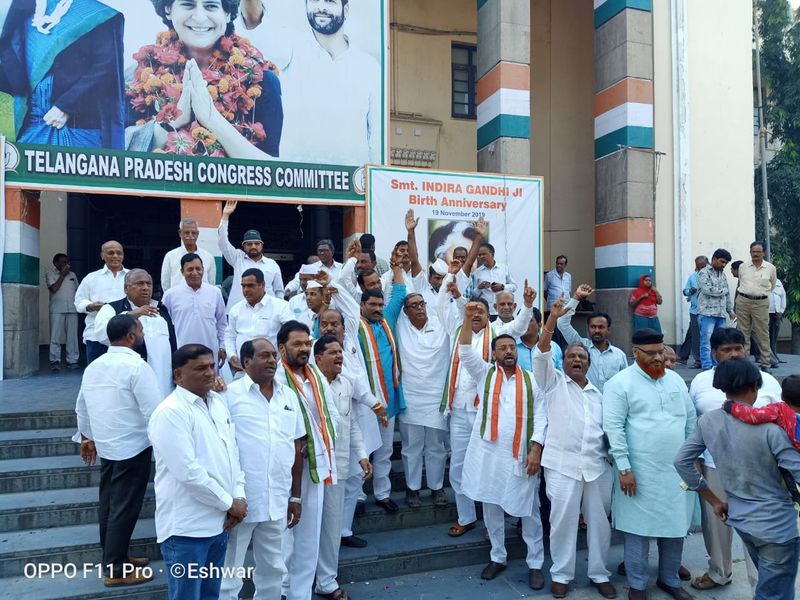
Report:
62,204,800,600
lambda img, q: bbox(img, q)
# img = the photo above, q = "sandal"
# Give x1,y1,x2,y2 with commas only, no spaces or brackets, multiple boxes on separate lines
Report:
691,573,727,590
447,521,476,537
317,588,351,600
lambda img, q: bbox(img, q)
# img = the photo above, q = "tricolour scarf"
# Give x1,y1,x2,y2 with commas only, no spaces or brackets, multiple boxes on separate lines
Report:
357,317,400,409
479,365,534,459
439,323,494,413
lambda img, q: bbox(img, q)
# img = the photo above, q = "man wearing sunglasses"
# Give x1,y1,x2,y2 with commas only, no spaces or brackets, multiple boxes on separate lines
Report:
602,329,697,600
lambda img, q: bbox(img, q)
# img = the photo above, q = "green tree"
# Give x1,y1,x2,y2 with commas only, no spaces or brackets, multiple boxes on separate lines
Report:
757,0,800,350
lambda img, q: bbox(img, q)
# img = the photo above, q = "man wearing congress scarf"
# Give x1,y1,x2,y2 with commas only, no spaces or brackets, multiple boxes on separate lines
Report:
457,301,547,590
278,321,341,600
357,250,407,513
437,264,535,538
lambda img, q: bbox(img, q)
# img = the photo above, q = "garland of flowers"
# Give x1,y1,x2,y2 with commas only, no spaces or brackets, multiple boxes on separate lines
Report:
126,30,278,157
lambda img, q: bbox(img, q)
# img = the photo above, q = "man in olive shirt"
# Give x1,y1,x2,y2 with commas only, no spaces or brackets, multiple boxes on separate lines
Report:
735,242,776,371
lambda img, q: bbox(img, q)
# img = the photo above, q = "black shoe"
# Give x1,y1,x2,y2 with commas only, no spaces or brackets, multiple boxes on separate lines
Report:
354,499,366,515
375,497,399,513
656,580,695,600
431,488,448,507
761,366,772,374
66,362,81,370
689,362,702,369
528,568,544,590
480,561,506,580
340,535,368,548
49,361,60,372
617,561,626,576
406,489,421,508
678,565,691,581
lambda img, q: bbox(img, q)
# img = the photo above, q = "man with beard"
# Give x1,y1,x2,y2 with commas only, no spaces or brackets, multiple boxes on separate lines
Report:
218,199,285,310
457,305,547,590
278,321,341,600
240,0,381,166
380,240,416,304
162,253,227,369
603,329,696,600
313,336,372,600
556,284,628,391
535,300,616,599
149,344,247,599
338,239,384,302
225,268,294,372
74,240,128,363
94,269,177,398
220,338,305,600
437,267,535,539
75,315,160,587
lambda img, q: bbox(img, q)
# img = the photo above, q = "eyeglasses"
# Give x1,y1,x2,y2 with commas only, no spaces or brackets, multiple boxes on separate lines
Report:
404,301,427,310
634,346,666,357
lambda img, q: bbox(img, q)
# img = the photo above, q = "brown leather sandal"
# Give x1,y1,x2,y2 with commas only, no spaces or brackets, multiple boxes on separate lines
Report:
691,573,727,590
447,521,476,537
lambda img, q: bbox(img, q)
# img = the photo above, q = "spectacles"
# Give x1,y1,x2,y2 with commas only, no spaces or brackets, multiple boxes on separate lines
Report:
405,301,427,310
634,346,666,357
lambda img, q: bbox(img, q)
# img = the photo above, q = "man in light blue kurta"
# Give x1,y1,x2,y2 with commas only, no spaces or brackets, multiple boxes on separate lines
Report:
602,328,696,600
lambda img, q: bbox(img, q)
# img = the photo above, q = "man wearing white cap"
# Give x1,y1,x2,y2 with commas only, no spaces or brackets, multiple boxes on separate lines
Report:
219,200,285,310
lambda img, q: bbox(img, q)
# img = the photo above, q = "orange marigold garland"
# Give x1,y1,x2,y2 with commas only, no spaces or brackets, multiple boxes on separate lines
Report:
127,30,277,157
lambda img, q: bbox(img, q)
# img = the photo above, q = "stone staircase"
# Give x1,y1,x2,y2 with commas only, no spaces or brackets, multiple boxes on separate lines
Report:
0,408,529,599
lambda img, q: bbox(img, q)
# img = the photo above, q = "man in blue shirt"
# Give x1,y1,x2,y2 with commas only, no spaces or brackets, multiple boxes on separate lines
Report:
357,253,406,512
678,256,708,368
516,308,562,372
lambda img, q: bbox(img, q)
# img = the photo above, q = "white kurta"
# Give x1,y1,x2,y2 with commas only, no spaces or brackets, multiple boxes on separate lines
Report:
458,343,546,517
160,245,217,291
395,313,449,430
162,282,226,355
224,295,294,359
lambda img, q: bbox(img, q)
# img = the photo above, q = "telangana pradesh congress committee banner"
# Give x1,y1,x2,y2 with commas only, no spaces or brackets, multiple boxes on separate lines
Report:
0,0,386,203
367,166,543,306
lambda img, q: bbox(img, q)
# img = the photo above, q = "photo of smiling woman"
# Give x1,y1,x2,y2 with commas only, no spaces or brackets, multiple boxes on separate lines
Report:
0,0,126,149
125,0,283,159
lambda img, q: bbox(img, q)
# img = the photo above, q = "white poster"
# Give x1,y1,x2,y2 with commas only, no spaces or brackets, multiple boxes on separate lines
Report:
367,166,543,308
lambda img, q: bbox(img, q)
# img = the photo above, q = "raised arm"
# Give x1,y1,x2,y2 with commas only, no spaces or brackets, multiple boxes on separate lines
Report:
457,303,490,382
461,217,486,276
218,200,240,267
405,209,423,277
383,250,408,328
496,279,536,337
534,298,568,392
437,267,465,333
556,284,592,347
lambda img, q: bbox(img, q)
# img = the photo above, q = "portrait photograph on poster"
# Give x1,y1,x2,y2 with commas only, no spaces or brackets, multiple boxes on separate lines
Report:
0,0,387,202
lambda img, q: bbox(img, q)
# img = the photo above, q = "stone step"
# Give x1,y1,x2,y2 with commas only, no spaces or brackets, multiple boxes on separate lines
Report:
0,411,76,432
0,428,78,459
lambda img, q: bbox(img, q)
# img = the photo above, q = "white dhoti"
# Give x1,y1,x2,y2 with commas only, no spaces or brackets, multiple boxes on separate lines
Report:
281,469,324,600
371,416,395,501
49,312,79,364
315,479,346,594
398,421,447,491
545,466,613,584
341,474,366,537
449,408,477,525
220,518,286,600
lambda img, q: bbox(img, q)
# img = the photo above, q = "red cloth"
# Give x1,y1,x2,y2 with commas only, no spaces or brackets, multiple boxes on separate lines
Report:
630,275,658,317
727,400,800,449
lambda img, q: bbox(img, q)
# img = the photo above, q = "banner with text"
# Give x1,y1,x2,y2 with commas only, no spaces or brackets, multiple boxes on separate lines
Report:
367,166,543,306
0,0,386,203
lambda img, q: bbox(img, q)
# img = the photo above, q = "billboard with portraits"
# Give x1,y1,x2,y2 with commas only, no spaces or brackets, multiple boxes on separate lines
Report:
0,0,386,203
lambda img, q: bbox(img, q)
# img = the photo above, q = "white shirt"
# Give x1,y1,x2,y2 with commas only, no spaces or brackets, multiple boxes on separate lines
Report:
160,245,217,291
162,282,226,354
74,265,128,341
218,220,285,309
246,22,381,166
412,271,442,322
224,375,305,523
471,262,517,315
690,367,782,468
381,268,415,304
770,279,787,314
396,312,450,430
288,292,309,319
543,270,572,311
46,268,79,313
95,300,174,398
284,260,344,297
149,386,246,543
534,348,608,481
327,374,367,478
225,295,294,360
75,346,162,461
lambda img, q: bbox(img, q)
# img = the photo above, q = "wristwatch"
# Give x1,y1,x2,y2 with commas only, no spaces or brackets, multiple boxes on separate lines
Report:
619,469,631,476
289,496,302,505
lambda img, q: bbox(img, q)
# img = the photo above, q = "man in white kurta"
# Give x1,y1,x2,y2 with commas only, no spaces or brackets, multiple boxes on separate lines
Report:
225,269,294,371
278,322,341,600
396,291,450,508
457,304,546,589
160,218,216,291
603,328,696,599
162,253,227,367
220,338,305,600
313,336,371,598
534,303,617,599
436,270,534,537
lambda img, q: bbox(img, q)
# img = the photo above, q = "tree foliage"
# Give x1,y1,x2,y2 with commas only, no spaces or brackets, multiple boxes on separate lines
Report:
757,0,800,325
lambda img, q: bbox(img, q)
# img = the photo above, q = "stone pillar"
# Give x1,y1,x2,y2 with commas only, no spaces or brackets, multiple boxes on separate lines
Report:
594,0,654,349
180,198,222,284
3,189,40,378
476,0,530,175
